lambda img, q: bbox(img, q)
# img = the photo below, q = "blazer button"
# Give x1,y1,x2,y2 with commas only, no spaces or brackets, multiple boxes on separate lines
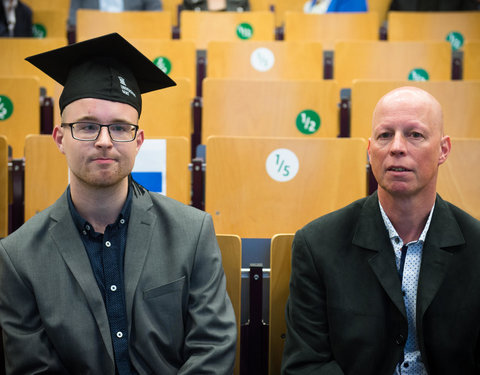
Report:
394,334,405,345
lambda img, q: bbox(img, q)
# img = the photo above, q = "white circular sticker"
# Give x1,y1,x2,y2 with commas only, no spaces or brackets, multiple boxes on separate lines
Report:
250,47,275,72
265,148,299,182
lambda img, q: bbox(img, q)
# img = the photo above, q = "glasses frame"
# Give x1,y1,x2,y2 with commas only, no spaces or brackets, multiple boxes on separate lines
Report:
61,122,139,142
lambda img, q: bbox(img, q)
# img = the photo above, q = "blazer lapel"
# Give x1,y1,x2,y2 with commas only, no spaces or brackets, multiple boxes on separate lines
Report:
353,193,407,318
48,192,114,362
416,195,464,320
123,192,156,332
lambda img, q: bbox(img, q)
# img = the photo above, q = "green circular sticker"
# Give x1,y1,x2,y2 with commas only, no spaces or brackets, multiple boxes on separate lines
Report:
0,95,14,121
446,31,464,51
236,23,254,40
296,110,321,134
32,23,47,38
408,68,429,81
153,56,172,74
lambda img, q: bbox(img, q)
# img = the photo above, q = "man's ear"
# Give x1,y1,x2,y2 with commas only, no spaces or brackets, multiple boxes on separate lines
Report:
135,129,144,154
52,125,66,155
438,135,451,166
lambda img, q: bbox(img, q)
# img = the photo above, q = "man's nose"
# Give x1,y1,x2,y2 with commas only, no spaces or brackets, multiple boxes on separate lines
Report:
95,126,113,147
390,133,406,155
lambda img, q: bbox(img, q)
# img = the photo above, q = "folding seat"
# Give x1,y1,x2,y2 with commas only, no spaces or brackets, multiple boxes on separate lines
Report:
0,77,40,158
284,11,379,50
334,40,451,88
180,10,275,50
351,80,480,139
76,9,172,42
202,78,339,142
387,11,480,51
129,39,196,98
32,9,67,38
437,138,480,220
205,136,367,238
0,38,67,97
216,234,242,375
207,40,324,79
268,233,294,375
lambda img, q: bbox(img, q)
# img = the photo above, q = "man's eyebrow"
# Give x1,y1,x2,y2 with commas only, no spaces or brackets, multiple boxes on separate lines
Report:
70,116,136,124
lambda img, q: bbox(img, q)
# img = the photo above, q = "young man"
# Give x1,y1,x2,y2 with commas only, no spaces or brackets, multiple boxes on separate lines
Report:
282,87,480,374
0,33,236,374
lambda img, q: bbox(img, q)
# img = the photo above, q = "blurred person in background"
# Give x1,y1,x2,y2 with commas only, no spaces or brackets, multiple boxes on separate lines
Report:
0,0,32,36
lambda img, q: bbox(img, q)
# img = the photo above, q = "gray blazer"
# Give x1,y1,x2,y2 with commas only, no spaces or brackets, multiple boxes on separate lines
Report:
68,0,163,26
0,190,236,374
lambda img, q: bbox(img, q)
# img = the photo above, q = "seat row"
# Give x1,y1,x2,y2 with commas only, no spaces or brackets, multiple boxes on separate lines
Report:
21,7,480,50
1,75,480,159
2,36,479,102
1,135,479,238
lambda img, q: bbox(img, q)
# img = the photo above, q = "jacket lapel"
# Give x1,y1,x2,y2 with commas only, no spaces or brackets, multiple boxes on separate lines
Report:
416,195,463,320
123,192,156,333
352,193,407,318
48,192,114,362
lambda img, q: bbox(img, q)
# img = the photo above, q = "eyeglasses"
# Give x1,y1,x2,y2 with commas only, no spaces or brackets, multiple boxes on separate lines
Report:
61,122,139,142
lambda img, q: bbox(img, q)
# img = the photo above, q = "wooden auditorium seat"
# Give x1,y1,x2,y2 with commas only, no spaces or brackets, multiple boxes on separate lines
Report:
463,41,480,80
0,136,7,238
351,80,480,139
437,138,480,220
76,9,172,42
0,77,40,158
206,41,323,80
216,234,242,375
284,11,379,50
24,135,190,221
129,39,197,98
0,38,67,97
24,135,68,221
32,10,68,38
333,40,451,88
22,0,70,14
202,78,340,142
205,136,367,238
141,77,193,144
387,11,480,50
180,11,275,50
23,0,70,25
268,233,294,375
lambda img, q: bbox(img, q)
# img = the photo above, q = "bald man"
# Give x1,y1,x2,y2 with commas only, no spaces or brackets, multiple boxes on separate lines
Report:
281,87,480,374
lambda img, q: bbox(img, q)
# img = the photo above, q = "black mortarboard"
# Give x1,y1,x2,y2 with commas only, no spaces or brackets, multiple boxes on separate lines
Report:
25,33,176,116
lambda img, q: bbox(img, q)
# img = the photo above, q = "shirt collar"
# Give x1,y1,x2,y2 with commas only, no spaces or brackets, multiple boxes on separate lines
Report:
67,185,133,234
378,200,435,245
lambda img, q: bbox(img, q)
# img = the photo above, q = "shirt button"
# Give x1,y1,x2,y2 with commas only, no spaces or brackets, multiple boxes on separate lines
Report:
404,362,409,368
120,219,125,225
105,241,111,247
394,237,400,244
116,331,123,338
110,285,117,292
85,225,90,230
394,334,405,345
402,290,406,296
82,230,87,235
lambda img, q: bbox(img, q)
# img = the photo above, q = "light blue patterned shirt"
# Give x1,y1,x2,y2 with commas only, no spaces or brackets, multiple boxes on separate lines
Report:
379,202,434,375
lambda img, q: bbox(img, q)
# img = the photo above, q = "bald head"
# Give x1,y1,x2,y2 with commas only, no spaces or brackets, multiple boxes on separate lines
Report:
372,86,444,137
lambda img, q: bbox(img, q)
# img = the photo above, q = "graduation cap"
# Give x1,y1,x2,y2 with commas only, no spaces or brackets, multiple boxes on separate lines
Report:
25,33,176,116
